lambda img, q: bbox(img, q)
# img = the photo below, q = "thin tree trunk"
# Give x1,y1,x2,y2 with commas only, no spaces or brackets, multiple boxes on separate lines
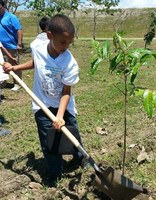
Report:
122,74,128,175
93,11,96,40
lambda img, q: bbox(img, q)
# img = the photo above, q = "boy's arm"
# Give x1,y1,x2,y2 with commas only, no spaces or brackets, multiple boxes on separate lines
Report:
17,29,23,49
1,46,17,62
53,85,71,129
3,60,34,72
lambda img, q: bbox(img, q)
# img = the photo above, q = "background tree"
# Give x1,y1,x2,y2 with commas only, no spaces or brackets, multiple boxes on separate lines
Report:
27,0,54,33
3,0,30,13
27,0,81,34
28,0,55,17
84,0,120,39
144,11,156,49
49,0,79,13
27,0,78,33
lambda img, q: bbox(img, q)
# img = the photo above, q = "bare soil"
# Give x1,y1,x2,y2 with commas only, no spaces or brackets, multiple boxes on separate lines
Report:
0,152,155,200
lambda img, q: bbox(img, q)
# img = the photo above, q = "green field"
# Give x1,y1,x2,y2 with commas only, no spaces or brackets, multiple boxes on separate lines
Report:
17,8,156,41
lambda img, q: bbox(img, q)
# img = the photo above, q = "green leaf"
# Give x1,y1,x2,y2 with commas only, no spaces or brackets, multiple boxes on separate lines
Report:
114,32,128,50
128,49,142,59
90,58,102,74
134,89,145,96
151,52,156,59
113,32,120,49
92,40,100,49
109,53,123,71
140,53,154,64
120,39,128,49
132,63,140,75
126,41,134,49
131,63,140,75
130,73,137,84
102,40,110,59
153,91,156,108
129,56,137,68
143,90,153,118
98,47,103,58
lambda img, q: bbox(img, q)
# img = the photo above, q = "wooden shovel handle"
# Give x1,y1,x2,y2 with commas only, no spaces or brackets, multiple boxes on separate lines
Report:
1,63,101,171
9,71,80,148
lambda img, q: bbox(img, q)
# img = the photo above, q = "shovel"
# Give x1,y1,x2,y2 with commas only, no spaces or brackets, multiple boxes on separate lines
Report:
7,69,147,200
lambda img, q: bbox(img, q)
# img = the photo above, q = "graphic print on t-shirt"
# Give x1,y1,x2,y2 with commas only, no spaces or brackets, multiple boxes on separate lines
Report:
41,64,63,99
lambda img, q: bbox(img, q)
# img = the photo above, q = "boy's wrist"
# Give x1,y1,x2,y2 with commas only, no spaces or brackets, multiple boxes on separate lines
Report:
12,66,16,71
18,44,22,47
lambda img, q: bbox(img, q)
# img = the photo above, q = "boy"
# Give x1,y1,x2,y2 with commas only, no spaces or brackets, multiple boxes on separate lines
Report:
0,42,17,63
0,0,23,91
0,42,12,136
30,16,50,49
3,14,88,186
0,41,16,100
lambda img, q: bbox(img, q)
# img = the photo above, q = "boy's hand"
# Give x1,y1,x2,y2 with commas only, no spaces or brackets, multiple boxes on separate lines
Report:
2,62,14,73
53,117,65,130
11,57,18,64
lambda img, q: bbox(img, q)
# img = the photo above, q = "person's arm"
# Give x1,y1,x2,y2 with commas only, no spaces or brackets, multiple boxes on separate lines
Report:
53,85,71,129
17,29,23,50
3,60,34,73
1,46,17,62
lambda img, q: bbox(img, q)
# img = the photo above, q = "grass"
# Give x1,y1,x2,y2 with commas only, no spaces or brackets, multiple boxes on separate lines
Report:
0,9,156,199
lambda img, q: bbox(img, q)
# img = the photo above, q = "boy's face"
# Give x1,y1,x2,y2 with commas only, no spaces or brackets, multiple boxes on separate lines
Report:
47,31,74,56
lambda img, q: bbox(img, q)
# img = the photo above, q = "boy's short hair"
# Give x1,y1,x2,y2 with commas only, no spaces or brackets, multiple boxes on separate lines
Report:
48,14,75,35
0,0,5,7
39,16,50,31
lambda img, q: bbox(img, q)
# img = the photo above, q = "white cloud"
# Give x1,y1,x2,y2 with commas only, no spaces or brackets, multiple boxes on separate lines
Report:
119,0,156,8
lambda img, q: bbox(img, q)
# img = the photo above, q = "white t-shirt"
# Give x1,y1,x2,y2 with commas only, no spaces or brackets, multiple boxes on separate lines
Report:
0,42,9,82
31,41,79,116
30,32,49,49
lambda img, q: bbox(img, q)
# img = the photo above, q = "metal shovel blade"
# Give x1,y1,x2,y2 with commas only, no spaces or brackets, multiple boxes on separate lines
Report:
91,166,147,200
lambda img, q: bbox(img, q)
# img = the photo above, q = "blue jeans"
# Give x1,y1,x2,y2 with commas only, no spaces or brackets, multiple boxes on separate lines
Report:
35,107,82,176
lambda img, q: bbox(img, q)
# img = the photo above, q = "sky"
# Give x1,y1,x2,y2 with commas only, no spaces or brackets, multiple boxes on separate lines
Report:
118,0,156,8
81,0,156,8
18,0,156,11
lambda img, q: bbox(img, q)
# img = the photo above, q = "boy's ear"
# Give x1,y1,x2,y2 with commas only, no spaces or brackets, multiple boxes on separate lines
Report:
47,31,53,39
